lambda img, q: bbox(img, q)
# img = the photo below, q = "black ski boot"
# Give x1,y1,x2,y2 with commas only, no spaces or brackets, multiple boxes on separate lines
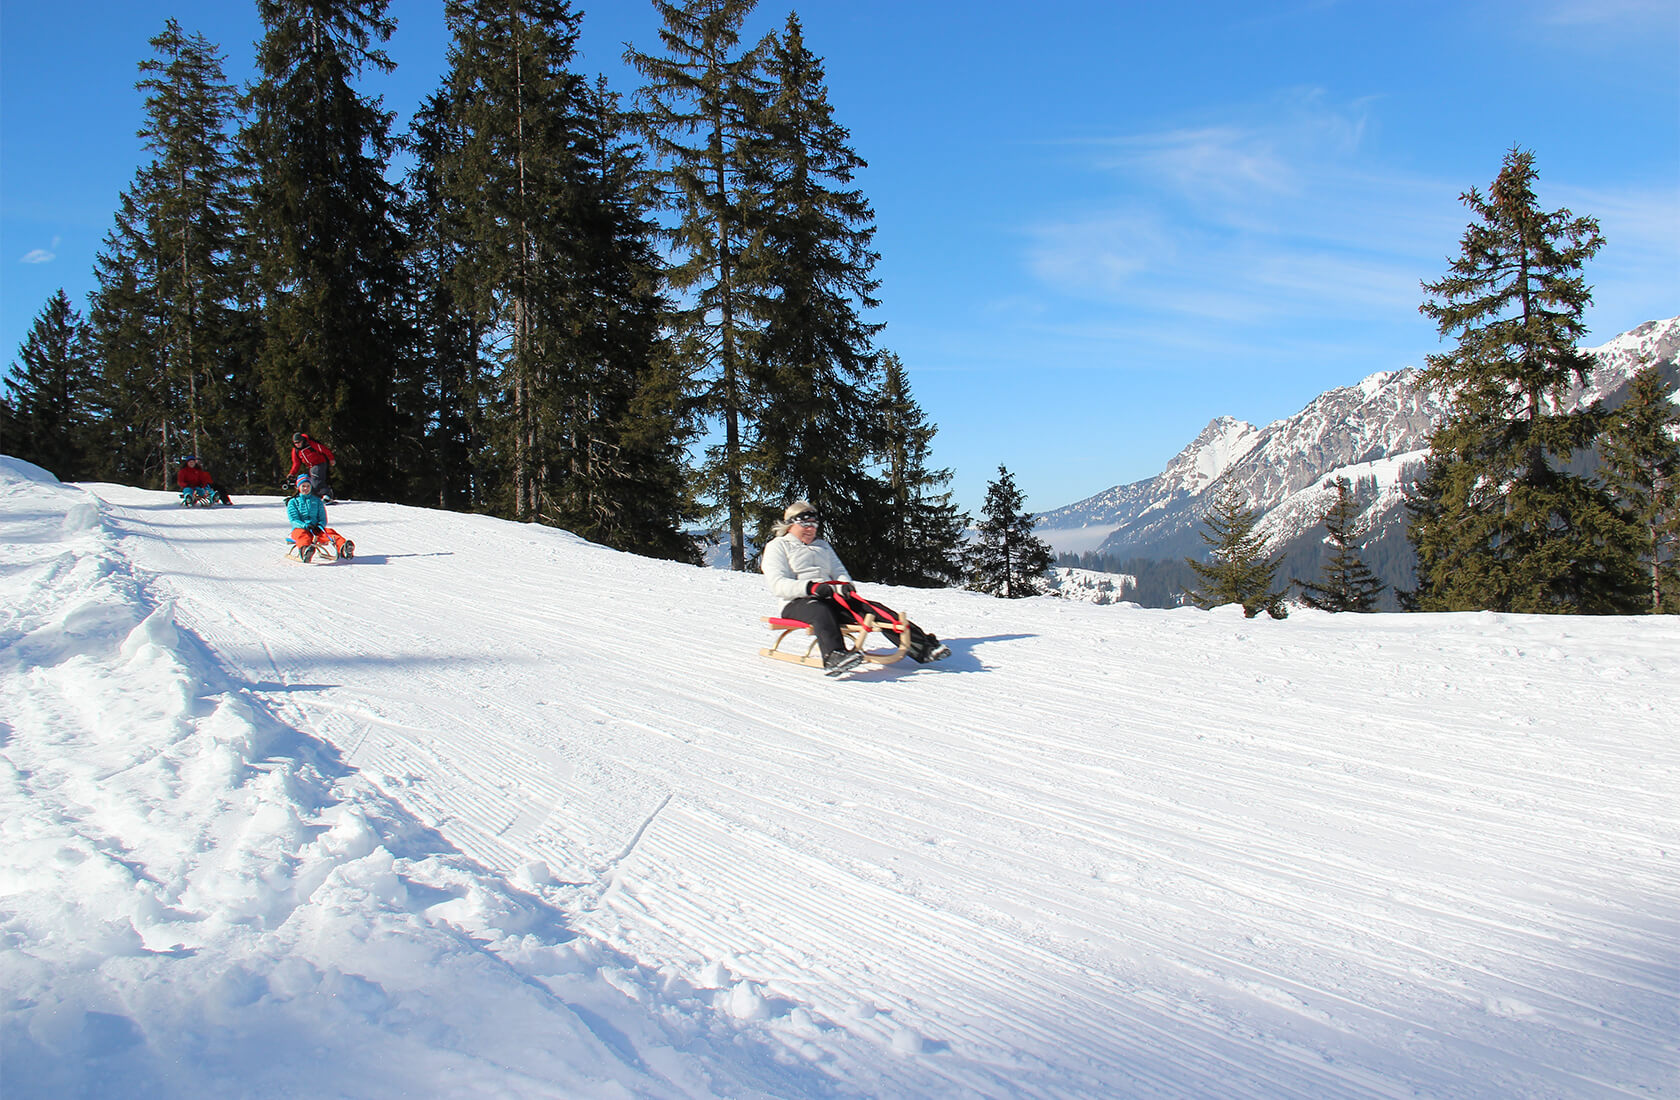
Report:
823,650,864,677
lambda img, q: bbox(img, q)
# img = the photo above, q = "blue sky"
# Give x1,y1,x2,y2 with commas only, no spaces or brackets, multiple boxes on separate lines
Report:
3,0,1676,515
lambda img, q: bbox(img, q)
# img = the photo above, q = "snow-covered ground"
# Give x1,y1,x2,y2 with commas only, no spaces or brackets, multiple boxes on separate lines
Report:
3,455,1676,1099
1042,566,1137,605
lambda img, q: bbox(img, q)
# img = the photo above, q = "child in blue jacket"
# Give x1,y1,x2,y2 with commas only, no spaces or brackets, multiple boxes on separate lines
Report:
287,474,353,562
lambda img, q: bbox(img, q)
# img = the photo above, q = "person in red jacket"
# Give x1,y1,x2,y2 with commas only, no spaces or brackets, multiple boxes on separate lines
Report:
288,431,337,501
176,455,231,505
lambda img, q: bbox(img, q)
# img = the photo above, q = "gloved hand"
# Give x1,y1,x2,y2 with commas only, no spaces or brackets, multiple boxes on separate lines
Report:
836,582,856,595
808,582,835,599
308,524,324,536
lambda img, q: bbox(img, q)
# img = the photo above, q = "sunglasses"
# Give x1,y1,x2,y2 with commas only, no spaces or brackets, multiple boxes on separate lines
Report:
792,515,821,527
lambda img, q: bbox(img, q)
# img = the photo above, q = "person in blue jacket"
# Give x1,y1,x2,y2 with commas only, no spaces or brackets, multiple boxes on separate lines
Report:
286,474,354,562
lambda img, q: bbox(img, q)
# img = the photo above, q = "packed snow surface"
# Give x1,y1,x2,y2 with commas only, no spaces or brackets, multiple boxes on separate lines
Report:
2,456,1676,1099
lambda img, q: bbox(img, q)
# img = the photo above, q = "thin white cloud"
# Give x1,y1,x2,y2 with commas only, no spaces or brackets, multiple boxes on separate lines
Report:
1536,0,1676,27
1077,88,1376,203
1554,182,1680,333
1102,125,1303,203
1018,89,1676,340
1025,213,1172,292
20,249,56,265
1024,94,1451,328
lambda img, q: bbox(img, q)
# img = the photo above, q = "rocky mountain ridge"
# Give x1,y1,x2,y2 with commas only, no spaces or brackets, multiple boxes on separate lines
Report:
1037,316,1680,607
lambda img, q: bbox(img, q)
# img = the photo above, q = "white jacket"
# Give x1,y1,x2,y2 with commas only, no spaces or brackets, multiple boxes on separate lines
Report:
762,533,852,604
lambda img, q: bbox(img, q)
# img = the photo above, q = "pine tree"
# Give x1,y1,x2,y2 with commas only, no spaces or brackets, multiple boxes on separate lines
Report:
402,89,484,511
1410,147,1642,613
434,0,587,520
967,465,1053,598
87,188,169,486
627,0,770,570
1600,362,1680,612
1293,478,1386,612
242,0,414,498
86,21,251,488
429,3,693,556
745,13,887,561
137,22,250,473
4,290,96,479
873,353,968,586
0,381,12,453
554,78,696,561
1184,483,1288,618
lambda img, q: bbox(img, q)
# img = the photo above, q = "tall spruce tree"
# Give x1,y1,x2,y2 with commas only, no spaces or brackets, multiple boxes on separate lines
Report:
87,188,168,486
402,89,483,511
557,78,696,560
435,0,587,521
1410,147,1642,613
1184,483,1288,618
86,22,250,488
745,13,887,562
873,353,968,586
627,0,770,569
967,465,1052,598
1600,362,1680,612
431,2,692,556
243,0,414,498
4,290,96,480
1293,477,1386,612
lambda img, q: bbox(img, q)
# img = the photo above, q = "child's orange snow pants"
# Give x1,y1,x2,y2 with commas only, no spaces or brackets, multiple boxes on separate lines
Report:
291,527,348,553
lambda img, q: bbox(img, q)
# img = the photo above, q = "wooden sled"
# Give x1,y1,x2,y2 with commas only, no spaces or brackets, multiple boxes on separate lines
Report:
759,612,912,669
283,541,340,564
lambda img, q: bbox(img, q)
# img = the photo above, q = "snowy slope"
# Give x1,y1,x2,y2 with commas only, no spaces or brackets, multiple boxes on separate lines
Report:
3,456,1678,1099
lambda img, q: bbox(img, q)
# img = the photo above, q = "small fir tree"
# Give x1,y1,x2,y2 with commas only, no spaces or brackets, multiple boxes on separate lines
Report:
872,353,968,586
5,289,96,479
1409,146,1642,613
967,465,1053,598
1293,478,1387,612
1600,362,1680,612
1184,483,1288,618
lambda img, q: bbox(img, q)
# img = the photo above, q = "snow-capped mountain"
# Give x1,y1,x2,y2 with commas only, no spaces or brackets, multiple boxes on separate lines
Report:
1038,316,1680,604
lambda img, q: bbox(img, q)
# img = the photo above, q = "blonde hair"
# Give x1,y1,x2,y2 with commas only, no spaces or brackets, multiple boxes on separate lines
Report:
773,499,816,537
